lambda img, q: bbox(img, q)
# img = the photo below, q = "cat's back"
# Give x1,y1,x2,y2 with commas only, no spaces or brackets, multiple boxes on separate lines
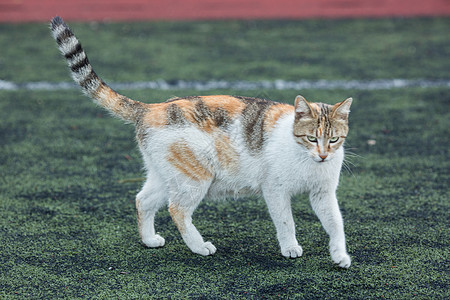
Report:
141,95,294,139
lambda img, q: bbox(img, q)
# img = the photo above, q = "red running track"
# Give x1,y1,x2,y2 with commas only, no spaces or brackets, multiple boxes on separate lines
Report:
1,0,449,23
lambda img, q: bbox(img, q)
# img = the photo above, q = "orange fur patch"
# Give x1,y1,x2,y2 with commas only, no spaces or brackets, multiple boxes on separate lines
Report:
214,134,239,172
95,83,124,116
201,95,246,117
135,197,143,237
173,100,196,117
264,103,295,131
143,103,169,127
95,83,146,121
167,141,213,181
168,203,186,234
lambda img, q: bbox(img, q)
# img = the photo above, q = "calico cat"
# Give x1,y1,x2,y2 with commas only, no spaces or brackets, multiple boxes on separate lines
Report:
51,16,352,268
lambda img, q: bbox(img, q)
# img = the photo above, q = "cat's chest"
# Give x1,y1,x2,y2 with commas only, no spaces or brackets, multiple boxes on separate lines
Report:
262,125,344,193
206,155,338,199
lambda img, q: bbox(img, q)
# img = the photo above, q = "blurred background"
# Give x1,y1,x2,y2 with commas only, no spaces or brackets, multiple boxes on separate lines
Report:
1,0,449,22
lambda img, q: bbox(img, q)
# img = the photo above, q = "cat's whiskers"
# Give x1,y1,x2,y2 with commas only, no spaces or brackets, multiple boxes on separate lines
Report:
342,160,355,177
342,149,362,177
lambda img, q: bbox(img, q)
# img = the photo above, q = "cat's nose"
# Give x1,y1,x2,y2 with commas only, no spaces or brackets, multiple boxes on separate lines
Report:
319,153,328,161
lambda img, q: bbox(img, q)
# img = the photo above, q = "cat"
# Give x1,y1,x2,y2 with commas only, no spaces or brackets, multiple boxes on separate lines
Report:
51,16,352,268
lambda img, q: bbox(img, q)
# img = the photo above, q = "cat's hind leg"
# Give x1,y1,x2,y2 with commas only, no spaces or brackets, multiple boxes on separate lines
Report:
168,178,216,256
136,173,168,248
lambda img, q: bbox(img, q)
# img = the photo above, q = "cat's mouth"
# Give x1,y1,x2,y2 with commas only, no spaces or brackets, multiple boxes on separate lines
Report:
313,156,330,163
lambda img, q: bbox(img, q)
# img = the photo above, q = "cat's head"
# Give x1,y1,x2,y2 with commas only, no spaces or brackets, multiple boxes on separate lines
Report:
293,95,352,163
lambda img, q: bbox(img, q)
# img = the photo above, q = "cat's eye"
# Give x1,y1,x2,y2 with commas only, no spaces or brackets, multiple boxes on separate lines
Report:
307,136,318,143
330,137,340,143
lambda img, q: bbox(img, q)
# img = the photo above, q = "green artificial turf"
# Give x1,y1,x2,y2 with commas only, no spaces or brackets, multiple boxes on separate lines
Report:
1,18,449,299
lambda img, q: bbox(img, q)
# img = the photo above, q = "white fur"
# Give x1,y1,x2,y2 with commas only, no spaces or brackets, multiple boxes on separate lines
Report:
51,24,67,40
137,112,351,268
58,35,79,56
67,51,87,68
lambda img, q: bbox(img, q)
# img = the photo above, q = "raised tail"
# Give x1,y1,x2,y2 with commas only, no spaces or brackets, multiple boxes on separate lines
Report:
50,16,146,123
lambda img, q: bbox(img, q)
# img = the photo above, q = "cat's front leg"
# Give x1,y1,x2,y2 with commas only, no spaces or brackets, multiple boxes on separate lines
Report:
309,190,351,268
263,189,302,258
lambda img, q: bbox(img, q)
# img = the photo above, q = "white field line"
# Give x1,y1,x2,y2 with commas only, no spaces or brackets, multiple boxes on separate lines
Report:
0,79,449,91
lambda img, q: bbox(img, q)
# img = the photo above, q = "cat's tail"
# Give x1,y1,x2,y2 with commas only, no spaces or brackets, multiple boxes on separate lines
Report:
50,16,146,123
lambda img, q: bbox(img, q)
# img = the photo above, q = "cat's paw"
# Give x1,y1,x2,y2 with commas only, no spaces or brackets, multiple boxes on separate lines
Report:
331,251,351,268
142,234,165,248
191,241,217,256
281,245,303,258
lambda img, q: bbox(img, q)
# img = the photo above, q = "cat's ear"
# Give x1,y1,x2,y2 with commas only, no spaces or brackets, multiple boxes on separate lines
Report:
295,95,316,119
331,97,353,120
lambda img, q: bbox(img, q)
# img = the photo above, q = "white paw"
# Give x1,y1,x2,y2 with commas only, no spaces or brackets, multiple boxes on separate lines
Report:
281,245,303,258
331,251,351,268
142,234,165,248
191,241,217,256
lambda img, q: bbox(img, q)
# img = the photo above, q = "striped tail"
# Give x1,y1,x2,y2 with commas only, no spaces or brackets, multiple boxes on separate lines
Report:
50,16,145,123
